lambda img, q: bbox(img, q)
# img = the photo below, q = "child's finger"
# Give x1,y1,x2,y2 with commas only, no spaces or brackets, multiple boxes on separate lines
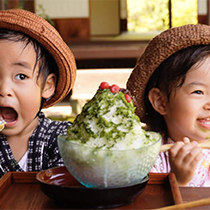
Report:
169,141,185,158
183,147,203,165
183,137,190,144
170,141,198,160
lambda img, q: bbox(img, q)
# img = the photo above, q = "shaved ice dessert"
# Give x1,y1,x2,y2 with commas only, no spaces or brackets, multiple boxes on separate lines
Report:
66,82,157,149
58,82,161,188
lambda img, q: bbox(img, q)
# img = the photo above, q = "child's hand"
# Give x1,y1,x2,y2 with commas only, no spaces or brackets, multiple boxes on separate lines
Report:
169,137,203,186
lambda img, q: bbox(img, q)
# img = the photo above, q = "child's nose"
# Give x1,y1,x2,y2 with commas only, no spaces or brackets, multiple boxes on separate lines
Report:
204,102,210,110
0,80,12,97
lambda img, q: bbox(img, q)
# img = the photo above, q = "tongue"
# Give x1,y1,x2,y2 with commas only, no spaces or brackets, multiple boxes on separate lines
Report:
1,107,17,121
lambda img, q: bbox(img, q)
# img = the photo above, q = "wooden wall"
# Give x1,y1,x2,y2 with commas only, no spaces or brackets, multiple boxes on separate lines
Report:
1,0,35,11
52,18,90,42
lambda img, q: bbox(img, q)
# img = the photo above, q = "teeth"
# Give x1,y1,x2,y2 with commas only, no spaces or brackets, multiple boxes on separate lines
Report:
203,119,210,125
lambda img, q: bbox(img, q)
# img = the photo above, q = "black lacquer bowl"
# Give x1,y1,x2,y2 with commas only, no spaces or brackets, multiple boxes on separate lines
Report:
36,166,149,209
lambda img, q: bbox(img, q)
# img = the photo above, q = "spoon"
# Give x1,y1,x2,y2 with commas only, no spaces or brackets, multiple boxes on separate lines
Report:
160,142,210,152
0,117,6,131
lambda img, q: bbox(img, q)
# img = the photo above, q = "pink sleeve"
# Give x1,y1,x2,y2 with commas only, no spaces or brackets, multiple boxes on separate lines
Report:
150,151,171,173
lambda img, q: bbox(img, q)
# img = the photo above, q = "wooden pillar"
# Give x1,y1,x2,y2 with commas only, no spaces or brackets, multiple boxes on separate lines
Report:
168,0,172,28
7,0,19,9
208,0,210,25
24,0,35,12
0,0,4,10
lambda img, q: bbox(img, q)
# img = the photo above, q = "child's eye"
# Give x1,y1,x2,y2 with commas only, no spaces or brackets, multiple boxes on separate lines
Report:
15,74,28,80
192,90,203,95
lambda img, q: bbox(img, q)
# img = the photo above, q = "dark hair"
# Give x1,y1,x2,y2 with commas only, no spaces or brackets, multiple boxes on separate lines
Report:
144,45,210,135
0,29,59,89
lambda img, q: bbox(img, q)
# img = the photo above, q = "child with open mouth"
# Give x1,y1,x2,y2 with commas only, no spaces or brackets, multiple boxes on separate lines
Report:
0,9,76,177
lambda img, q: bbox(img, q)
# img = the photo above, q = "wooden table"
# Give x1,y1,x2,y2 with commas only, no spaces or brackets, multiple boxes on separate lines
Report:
0,171,209,209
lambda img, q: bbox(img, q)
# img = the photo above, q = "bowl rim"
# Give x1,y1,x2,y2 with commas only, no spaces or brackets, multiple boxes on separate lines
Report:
36,166,150,189
58,131,162,152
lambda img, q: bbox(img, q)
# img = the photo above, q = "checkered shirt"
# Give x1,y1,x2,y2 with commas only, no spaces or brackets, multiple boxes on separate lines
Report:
0,112,72,177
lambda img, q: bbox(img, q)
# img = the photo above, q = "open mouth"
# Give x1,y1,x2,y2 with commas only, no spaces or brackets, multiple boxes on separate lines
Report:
0,107,18,123
198,117,210,129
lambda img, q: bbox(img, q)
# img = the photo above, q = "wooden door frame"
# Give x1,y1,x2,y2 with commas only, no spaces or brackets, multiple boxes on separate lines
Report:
208,0,210,24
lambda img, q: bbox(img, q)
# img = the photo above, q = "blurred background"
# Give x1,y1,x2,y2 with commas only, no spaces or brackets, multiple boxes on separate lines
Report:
0,0,202,69
0,0,208,119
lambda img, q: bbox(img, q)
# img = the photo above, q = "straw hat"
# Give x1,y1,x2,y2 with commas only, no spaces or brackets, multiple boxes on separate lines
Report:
0,9,76,108
127,24,210,123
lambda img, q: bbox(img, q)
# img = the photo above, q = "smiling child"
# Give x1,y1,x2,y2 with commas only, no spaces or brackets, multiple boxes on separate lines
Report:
127,24,210,187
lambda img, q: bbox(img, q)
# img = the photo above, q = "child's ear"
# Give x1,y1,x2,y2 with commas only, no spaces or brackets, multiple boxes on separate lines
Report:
148,88,168,115
42,73,56,99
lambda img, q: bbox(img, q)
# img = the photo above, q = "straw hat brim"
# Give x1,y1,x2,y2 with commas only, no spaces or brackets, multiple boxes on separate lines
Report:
0,9,76,108
127,24,210,123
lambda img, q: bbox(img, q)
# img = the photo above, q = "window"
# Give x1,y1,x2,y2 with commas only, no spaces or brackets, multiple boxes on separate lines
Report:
127,0,197,33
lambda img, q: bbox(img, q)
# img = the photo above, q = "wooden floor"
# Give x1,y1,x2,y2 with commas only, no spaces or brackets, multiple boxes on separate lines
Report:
68,34,151,69
69,40,149,60
68,31,159,60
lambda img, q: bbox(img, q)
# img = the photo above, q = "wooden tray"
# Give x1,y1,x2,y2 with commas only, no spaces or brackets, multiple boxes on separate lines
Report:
0,171,182,209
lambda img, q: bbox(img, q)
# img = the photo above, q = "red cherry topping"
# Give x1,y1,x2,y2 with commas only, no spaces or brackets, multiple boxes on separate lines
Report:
125,94,131,103
99,82,109,90
109,84,120,93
